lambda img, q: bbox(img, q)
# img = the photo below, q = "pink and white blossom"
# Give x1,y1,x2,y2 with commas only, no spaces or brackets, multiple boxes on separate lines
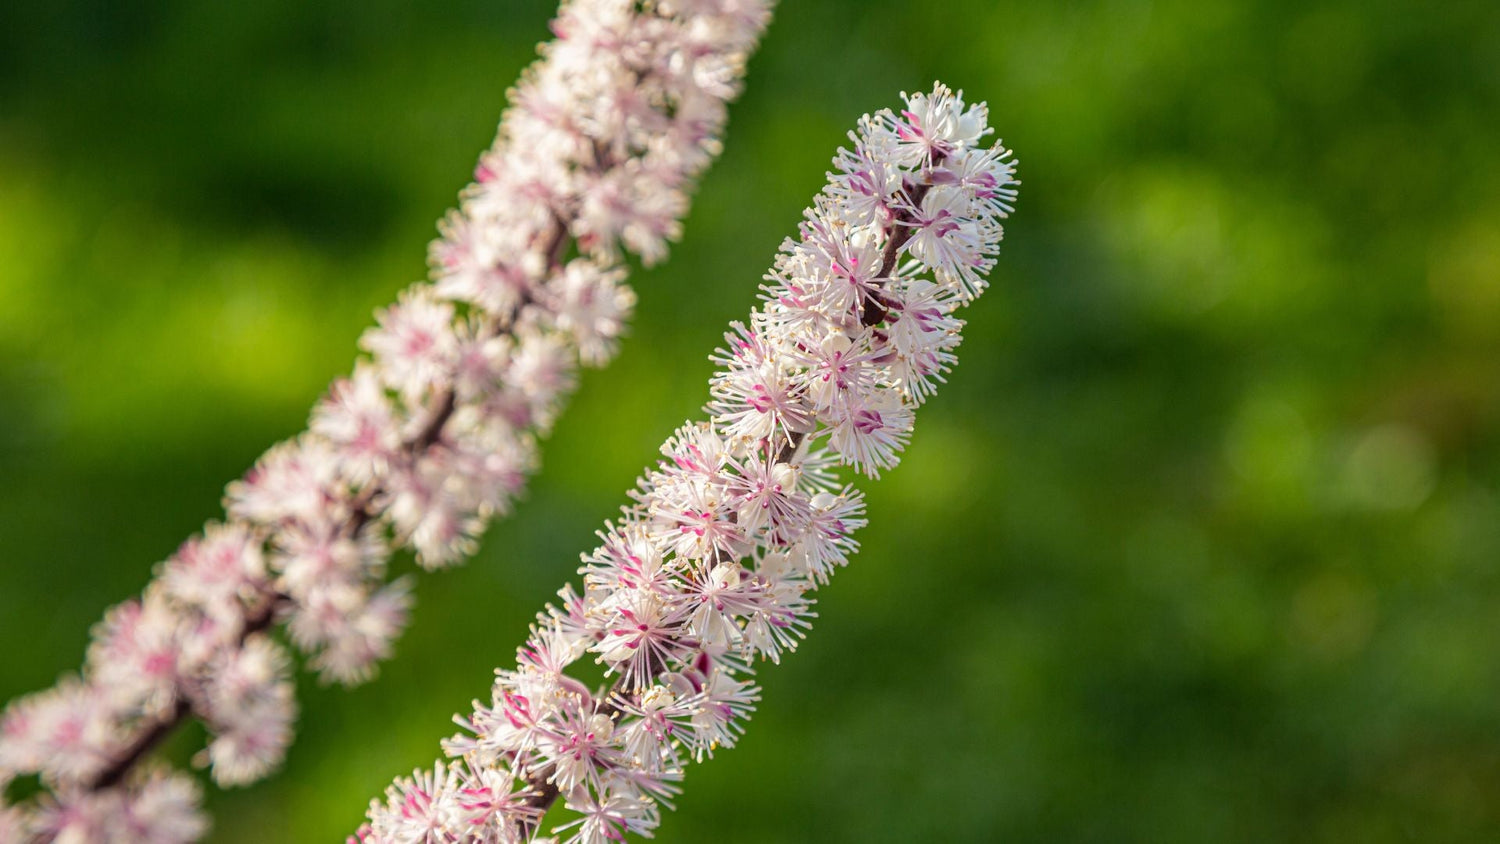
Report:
1,0,772,836
26,768,207,844
359,82,1018,844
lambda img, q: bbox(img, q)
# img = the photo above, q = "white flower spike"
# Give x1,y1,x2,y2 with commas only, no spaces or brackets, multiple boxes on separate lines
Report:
357,82,1019,844
0,0,774,837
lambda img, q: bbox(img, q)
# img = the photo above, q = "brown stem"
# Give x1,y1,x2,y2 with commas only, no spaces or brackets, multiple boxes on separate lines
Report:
861,153,944,327
88,698,190,791
773,429,806,466
517,765,562,839
412,390,459,453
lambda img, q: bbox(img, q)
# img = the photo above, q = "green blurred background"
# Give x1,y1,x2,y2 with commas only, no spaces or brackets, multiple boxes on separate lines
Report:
3,0,1500,840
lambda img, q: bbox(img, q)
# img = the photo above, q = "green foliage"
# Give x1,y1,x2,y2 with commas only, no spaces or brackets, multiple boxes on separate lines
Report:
3,0,1499,840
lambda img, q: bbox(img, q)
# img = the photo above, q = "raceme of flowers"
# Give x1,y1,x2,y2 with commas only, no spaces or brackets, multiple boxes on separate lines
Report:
0,1,773,840
357,82,1019,844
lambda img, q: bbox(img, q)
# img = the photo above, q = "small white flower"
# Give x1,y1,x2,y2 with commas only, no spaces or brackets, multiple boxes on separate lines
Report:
311,364,401,487
552,260,636,366
223,437,338,529
122,768,209,844
360,290,459,404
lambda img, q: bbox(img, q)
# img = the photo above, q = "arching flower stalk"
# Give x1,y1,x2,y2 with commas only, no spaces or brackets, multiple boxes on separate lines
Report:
0,1,773,839
358,82,1019,844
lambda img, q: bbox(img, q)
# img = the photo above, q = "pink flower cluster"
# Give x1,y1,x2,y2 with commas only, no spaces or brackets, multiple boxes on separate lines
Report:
357,83,1019,844
0,1,772,839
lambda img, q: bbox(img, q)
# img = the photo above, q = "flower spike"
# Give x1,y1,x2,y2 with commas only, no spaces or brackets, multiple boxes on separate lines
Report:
0,0,774,837
357,81,1019,844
